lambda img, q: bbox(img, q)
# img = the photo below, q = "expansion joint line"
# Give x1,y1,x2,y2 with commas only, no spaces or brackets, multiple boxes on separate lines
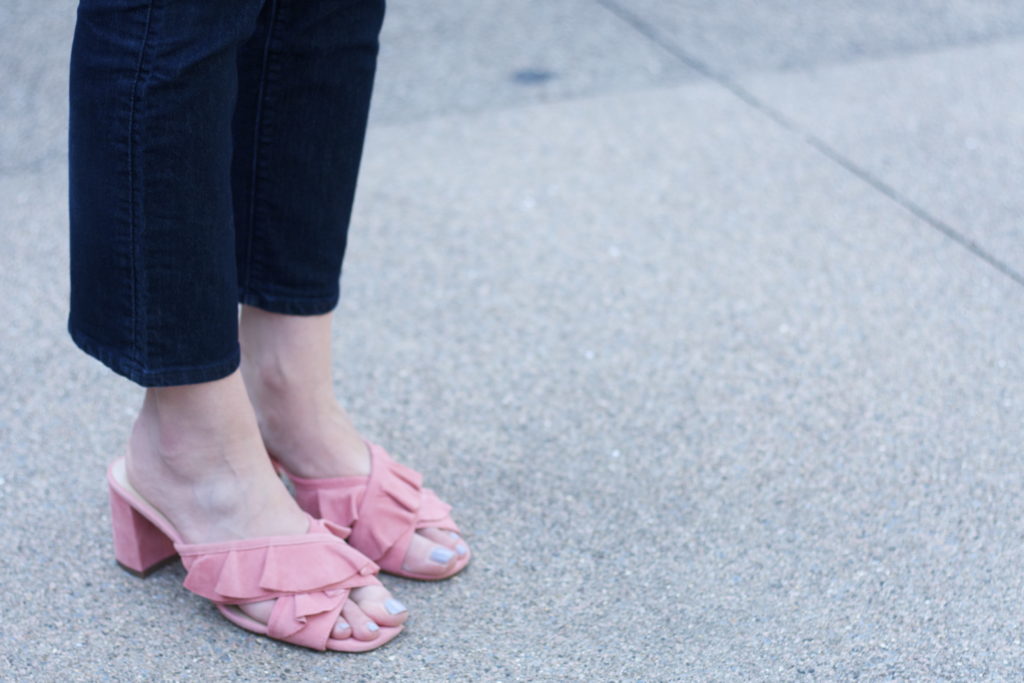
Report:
594,0,1024,289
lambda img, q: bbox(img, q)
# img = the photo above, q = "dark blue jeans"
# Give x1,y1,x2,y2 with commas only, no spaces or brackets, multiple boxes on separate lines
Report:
68,0,385,386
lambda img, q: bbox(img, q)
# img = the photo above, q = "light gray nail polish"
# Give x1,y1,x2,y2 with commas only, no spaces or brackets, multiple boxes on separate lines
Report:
385,599,407,615
430,547,455,564
366,622,380,632
449,531,460,540
336,621,350,631
455,543,468,556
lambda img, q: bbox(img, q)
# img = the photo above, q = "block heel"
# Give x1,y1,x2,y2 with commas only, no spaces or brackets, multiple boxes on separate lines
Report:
108,480,177,578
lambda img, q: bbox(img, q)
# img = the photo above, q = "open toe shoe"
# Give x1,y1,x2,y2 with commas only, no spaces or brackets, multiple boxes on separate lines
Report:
274,442,471,581
106,457,403,652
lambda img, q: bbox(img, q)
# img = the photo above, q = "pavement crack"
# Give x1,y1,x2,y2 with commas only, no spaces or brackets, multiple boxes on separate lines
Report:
594,0,1024,289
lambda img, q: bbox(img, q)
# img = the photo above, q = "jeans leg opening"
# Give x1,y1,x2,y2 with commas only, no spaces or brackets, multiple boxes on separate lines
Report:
69,322,241,387
238,287,340,316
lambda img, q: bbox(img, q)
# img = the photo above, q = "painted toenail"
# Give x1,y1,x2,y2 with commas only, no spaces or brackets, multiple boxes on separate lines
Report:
385,599,407,615
449,531,460,540
336,621,349,631
430,547,455,564
366,622,380,632
455,543,468,556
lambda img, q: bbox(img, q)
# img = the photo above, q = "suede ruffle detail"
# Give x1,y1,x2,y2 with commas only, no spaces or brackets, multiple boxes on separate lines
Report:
175,517,379,650
289,444,459,571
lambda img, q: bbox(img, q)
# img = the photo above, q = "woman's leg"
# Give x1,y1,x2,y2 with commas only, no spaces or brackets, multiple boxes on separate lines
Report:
239,307,469,578
229,0,468,577
68,0,405,638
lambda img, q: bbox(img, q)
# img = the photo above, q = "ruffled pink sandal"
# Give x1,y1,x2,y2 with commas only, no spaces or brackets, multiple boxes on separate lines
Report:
276,442,471,581
106,457,403,652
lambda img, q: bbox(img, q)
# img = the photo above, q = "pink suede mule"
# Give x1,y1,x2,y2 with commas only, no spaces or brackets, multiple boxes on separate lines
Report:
106,457,403,652
276,442,471,581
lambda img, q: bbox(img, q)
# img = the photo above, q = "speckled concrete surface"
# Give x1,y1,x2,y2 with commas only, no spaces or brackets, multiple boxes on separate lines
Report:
371,0,698,125
4,2,1024,681
602,0,1024,73
739,39,1024,277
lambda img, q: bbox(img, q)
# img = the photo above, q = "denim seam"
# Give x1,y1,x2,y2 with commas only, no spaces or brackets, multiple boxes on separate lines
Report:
241,0,284,300
126,0,159,372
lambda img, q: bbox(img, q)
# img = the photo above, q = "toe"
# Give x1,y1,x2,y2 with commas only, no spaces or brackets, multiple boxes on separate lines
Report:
401,532,457,577
238,598,275,626
341,598,381,641
351,585,408,628
331,618,353,640
420,528,469,557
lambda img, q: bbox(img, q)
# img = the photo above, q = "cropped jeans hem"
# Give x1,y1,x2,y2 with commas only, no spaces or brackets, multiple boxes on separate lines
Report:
68,323,241,388
238,288,340,316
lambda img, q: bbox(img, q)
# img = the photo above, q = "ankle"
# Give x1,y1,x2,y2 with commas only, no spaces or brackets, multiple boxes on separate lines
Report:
126,371,267,487
258,405,371,478
141,370,258,441
127,415,265,486
124,382,308,543
240,346,338,458
236,305,370,478
238,305,335,397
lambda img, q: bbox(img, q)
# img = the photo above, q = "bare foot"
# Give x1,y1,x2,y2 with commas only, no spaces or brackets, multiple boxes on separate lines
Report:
127,370,408,640
239,306,469,577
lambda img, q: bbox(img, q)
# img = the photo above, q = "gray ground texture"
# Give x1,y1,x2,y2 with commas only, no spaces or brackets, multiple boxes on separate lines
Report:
2,1,1024,680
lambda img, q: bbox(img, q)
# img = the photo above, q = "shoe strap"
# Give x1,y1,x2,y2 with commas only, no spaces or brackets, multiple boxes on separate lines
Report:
291,443,459,566
178,516,379,650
